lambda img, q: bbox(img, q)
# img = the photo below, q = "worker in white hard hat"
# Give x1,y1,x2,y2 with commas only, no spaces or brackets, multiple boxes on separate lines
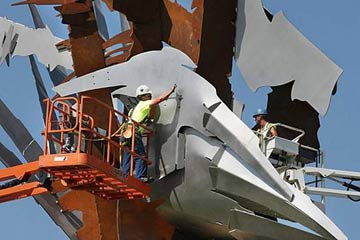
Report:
122,84,177,182
253,108,277,151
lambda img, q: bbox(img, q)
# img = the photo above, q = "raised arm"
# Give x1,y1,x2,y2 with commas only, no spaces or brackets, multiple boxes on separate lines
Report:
150,84,177,106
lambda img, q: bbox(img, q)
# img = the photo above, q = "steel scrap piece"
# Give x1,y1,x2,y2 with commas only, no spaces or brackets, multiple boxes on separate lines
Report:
0,17,72,71
234,0,342,116
28,4,69,87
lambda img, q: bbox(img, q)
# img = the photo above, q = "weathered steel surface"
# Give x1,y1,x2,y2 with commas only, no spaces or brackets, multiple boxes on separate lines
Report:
267,82,320,149
195,0,236,109
118,200,175,239
55,2,105,77
55,2,119,239
102,30,132,66
161,0,203,64
0,0,350,239
113,0,162,56
58,190,101,239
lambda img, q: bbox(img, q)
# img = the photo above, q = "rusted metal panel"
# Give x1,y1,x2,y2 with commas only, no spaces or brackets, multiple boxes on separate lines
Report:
105,53,129,66
195,0,236,109
55,2,120,240
102,30,132,49
113,0,160,23
70,33,106,76
112,0,162,56
267,82,320,149
59,190,101,239
161,0,203,63
95,198,119,240
118,199,175,240
102,30,132,66
55,2,92,15
112,0,203,63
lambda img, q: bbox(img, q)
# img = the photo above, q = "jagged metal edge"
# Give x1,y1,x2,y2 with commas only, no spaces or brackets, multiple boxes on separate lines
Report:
234,0,342,116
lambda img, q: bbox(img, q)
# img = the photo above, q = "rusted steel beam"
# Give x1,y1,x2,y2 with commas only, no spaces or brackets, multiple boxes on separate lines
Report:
195,0,236,109
102,30,132,49
105,53,129,66
54,2,119,239
102,30,132,66
55,3,106,77
161,0,203,63
58,190,103,239
56,39,71,52
117,199,175,239
113,0,163,56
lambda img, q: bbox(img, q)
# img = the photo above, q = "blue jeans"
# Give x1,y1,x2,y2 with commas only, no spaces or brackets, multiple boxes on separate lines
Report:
122,135,147,179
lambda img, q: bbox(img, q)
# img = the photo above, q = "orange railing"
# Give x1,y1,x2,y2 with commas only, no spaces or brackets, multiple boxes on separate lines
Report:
43,96,153,176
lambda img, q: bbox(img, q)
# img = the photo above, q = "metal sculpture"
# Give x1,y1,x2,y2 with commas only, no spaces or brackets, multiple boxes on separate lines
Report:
0,1,358,240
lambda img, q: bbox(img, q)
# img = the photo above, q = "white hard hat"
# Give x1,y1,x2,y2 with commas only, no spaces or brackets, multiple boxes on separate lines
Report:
136,85,152,97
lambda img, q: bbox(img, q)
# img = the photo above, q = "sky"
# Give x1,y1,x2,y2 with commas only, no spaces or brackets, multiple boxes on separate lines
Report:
0,0,360,239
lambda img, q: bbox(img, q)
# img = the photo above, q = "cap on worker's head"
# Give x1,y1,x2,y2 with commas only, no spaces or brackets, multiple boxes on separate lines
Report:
136,85,152,97
253,108,268,118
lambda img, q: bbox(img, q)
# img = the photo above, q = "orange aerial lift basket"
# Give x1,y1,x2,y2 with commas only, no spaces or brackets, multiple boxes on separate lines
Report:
0,95,153,203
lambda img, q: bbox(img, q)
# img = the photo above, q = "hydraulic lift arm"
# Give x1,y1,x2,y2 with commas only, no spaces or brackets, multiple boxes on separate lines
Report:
0,95,152,204
0,161,49,204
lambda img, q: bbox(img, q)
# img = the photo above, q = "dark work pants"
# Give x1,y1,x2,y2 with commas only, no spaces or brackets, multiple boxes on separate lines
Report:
122,135,147,179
